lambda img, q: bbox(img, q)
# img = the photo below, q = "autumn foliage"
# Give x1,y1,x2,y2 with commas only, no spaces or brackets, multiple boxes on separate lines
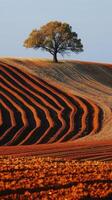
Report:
23,21,83,62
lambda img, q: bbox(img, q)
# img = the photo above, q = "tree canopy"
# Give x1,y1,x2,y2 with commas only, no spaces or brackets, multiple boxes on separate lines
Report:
24,21,83,62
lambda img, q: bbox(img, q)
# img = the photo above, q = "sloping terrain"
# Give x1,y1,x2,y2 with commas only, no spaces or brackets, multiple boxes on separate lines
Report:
0,58,112,160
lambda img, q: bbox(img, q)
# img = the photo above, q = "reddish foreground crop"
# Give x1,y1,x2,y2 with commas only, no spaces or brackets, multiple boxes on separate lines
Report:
0,156,112,199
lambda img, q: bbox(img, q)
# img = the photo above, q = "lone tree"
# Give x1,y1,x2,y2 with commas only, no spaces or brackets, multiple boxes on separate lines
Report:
24,21,83,62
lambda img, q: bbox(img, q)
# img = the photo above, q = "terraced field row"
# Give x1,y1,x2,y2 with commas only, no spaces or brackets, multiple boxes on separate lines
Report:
0,62,103,145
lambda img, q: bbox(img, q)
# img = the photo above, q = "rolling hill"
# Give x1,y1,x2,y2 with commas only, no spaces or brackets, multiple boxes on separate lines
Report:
0,58,112,161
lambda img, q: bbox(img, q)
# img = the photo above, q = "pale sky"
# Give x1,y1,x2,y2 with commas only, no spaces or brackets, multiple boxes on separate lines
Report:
0,0,112,63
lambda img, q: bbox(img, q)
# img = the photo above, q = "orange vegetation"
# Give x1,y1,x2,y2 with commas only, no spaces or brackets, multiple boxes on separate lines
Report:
0,156,112,199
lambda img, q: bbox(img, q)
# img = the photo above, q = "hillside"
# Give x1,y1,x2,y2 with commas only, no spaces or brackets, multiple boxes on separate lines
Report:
0,58,112,160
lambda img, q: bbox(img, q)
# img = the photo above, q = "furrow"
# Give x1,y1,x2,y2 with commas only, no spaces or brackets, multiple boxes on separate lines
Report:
0,109,3,126
15,66,77,143
0,92,24,143
36,79,81,143
2,63,75,144
0,66,62,144
0,62,61,111
0,82,38,145
0,91,27,145
0,61,103,145
0,102,11,139
60,95,88,142
0,98,16,142
87,99,102,135
0,76,46,145
0,63,66,144
0,68,53,145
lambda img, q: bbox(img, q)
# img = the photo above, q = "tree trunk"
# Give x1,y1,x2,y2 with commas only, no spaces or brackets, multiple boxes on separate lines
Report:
53,52,58,63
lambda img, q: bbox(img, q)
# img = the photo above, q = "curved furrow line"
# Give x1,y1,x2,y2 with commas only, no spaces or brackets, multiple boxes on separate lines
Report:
0,91,28,145
0,92,24,143
35,78,83,143
0,102,11,139
36,85,77,143
0,64,63,142
14,65,77,143
2,62,68,120
0,81,39,145
60,95,88,142
70,96,102,140
86,98,102,135
75,96,102,137
36,107,65,144
1,63,77,144
71,96,88,139
3,63,72,111
48,106,77,143
0,62,61,111
0,109,3,127
55,151,112,161
0,76,49,145
37,79,102,142
0,61,102,145
52,95,83,143
0,63,67,144
58,65,87,83
0,99,16,127
71,96,94,139
71,64,95,82
1,68,61,145
58,94,100,142
24,77,76,143
0,67,63,145
0,98,16,141
11,68,67,143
